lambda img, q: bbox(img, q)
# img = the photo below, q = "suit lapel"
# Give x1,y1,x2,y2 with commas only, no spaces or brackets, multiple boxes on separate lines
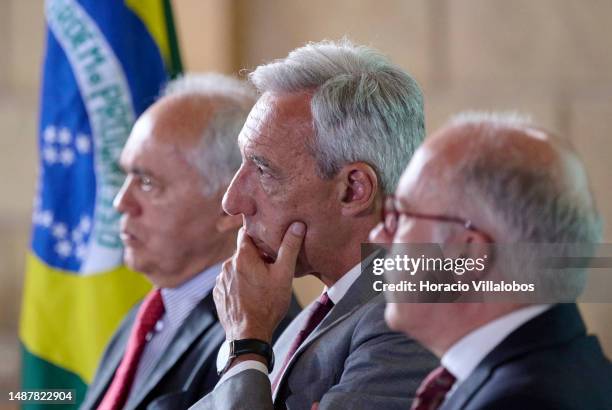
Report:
440,304,585,410
82,305,138,409
303,266,378,346
270,304,314,379
308,252,380,346
125,293,218,409
272,260,380,399
438,365,492,410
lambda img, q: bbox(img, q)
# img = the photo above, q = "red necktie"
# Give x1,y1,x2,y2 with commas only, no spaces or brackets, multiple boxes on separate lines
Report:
411,366,456,410
98,289,165,410
272,292,334,392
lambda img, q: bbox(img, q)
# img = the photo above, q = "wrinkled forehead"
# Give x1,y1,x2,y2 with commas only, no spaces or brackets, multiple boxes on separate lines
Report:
238,91,314,153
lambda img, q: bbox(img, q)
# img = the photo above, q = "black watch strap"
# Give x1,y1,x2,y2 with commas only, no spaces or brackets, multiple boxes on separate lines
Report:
230,338,275,373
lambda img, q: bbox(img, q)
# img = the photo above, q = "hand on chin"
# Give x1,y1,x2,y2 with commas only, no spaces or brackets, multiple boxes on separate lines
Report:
213,222,306,342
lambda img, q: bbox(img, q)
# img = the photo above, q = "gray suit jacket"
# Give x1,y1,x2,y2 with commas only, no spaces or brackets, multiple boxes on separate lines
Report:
191,268,437,410
81,293,301,410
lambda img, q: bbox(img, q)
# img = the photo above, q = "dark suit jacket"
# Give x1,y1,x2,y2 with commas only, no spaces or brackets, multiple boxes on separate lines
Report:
81,292,301,410
192,266,438,410
440,304,612,410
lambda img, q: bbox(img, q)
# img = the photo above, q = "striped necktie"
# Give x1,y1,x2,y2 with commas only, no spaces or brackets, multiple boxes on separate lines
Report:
272,292,334,392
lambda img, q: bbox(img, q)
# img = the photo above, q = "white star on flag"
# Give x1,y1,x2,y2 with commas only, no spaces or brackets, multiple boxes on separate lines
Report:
60,149,75,166
75,134,91,153
72,229,83,242
40,211,53,228
43,147,58,164
43,126,56,143
52,223,68,239
55,240,72,258
58,128,72,145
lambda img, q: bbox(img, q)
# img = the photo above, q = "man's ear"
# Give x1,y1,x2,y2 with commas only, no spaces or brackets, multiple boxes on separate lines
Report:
338,162,379,217
216,212,243,233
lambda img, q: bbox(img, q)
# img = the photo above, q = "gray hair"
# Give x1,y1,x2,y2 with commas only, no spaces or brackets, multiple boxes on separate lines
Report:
249,39,425,194
447,111,603,300
162,73,256,195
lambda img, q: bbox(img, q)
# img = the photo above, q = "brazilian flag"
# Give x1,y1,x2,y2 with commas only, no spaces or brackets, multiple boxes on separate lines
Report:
19,0,181,408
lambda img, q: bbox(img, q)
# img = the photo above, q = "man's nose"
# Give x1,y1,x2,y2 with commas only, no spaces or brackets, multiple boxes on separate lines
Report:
113,175,140,216
222,165,255,216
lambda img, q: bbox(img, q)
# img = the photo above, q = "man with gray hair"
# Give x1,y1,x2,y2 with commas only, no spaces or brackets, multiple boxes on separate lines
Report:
370,112,612,409
192,40,436,409
81,73,299,410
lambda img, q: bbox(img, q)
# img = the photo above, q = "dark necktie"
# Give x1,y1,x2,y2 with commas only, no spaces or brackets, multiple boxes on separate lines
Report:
272,292,334,392
98,289,165,410
411,366,456,410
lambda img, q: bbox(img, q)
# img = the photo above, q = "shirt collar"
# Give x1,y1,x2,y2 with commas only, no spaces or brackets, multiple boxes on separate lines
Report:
325,262,360,305
160,262,222,327
442,304,552,383
325,252,378,305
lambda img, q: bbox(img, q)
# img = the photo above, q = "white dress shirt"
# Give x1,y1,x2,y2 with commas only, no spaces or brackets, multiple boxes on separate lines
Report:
325,259,363,304
125,262,221,402
217,259,366,387
441,304,552,403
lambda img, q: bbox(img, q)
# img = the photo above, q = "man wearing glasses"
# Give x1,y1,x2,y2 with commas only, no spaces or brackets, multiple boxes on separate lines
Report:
370,112,612,410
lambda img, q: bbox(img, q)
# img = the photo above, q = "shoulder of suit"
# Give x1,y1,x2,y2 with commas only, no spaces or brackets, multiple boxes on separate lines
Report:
349,299,395,335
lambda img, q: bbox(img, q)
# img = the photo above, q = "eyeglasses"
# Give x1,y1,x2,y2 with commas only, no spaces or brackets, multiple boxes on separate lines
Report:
382,195,494,242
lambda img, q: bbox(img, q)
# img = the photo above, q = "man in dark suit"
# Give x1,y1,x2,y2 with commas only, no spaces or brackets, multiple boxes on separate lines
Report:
80,73,299,410
192,40,437,410
370,111,612,409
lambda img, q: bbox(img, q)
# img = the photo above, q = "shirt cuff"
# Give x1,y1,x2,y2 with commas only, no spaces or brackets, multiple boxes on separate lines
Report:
215,360,269,390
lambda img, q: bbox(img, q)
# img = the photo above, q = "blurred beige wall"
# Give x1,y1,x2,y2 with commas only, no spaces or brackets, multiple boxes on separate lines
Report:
0,0,44,397
1,0,611,396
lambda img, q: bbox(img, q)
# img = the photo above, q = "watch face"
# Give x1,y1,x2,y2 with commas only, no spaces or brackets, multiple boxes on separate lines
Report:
216,340,231,374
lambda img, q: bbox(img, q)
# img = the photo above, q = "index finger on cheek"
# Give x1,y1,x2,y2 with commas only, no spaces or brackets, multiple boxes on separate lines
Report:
275,221,306,272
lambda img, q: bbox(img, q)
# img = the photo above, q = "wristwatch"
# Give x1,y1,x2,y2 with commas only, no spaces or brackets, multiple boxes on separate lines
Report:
216,338,275,375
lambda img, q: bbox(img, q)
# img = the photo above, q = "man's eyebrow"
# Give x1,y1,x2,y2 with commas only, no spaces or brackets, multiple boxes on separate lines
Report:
131,167,146,176
248,153,283,177
249,154,272,168
123,166,153,179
